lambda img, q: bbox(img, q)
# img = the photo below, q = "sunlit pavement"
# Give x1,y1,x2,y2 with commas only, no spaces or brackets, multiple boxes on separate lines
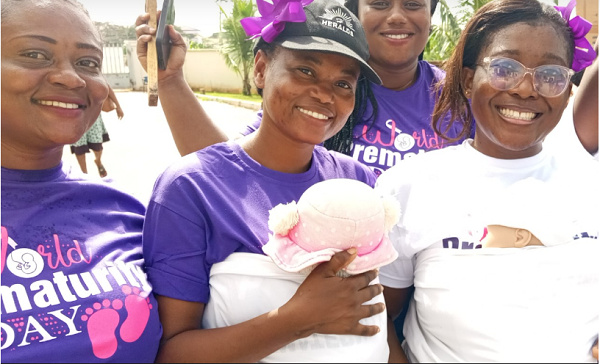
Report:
62,90,258,205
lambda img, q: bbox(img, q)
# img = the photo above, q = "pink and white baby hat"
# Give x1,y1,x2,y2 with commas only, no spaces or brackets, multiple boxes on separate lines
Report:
262,178,400,275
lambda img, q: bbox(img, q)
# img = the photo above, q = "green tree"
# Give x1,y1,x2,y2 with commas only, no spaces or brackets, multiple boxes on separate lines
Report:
219,0,256,96
424,0,491,61
189,40,210,49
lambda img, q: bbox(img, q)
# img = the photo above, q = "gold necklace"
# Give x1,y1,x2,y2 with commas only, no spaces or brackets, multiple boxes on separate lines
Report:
389,71,418,91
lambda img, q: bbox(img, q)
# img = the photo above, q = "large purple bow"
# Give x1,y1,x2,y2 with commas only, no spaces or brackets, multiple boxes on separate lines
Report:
240,0,314,43
555,0,597,72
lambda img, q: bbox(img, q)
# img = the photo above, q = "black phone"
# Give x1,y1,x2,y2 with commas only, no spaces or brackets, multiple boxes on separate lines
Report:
156,0,175,70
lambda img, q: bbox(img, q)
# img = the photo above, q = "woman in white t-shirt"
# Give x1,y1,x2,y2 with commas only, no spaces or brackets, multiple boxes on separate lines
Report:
377,0,599,361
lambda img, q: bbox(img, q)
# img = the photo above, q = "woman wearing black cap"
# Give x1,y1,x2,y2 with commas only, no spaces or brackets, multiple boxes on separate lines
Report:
141,1,394,362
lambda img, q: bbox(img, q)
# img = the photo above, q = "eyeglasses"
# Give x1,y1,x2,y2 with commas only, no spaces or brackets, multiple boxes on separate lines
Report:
478,57,575,97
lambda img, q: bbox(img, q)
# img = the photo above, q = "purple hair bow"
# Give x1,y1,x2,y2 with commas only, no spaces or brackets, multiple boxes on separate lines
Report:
240,0,314,43
555,0,597,72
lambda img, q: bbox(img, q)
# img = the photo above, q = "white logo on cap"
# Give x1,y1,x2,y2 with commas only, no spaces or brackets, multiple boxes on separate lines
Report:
319,7,355,37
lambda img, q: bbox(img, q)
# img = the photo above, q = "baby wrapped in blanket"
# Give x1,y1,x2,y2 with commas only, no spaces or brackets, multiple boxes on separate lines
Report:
401,177,599,362
202,178,400,362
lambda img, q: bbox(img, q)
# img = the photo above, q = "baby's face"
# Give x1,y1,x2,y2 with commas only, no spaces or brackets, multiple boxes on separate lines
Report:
481,225,543,248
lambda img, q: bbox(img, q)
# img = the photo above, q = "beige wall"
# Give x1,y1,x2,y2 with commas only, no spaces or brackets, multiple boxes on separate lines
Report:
183,49,250,94
126,40,250,93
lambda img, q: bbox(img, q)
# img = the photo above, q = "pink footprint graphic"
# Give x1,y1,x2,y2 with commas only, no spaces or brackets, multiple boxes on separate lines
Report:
81,299,123,359
119,285,152,343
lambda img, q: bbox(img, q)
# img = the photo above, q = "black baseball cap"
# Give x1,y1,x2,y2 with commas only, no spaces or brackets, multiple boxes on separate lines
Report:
253,0,381,85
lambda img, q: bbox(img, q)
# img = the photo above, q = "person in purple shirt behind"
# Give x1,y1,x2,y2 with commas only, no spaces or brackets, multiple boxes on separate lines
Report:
141,0,398,362
1,0,162,362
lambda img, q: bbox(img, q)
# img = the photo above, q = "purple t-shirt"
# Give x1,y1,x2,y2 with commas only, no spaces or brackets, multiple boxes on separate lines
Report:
142,141,377,303
351,61,465,176
1,163,162,363
240,61,467,177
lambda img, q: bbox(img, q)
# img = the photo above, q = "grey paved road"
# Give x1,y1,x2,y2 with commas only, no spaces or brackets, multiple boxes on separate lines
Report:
62,91,258,204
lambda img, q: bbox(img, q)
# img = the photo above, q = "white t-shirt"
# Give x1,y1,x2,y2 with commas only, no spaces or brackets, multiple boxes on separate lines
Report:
544,98,598,162
376,140,599,362
202,253,389,363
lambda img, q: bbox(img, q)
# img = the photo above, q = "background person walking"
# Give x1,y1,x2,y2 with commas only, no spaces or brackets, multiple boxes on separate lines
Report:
70,85,123,177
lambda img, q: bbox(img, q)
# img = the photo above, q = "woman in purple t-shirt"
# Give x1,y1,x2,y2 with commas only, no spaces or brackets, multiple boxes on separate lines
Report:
1,1,162,362
141,0,399,362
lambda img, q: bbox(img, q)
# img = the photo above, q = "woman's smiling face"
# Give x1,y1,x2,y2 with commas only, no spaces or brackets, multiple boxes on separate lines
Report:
357,0,431,71
462,22,572,159
1,1,108,157
255,47,360,147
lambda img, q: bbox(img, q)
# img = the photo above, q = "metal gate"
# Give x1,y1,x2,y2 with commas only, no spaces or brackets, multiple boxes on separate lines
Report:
102,44,130,90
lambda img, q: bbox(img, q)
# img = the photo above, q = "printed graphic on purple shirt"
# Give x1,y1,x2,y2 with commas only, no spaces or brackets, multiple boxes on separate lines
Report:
1,166,161,363
351,62,464,177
